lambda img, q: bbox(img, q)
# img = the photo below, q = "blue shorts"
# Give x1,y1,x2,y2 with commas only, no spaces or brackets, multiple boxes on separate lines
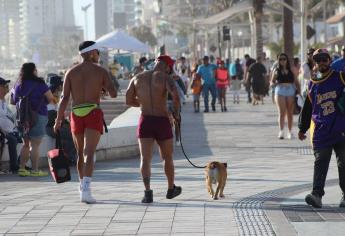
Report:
27,114,48,139
275,84,296,97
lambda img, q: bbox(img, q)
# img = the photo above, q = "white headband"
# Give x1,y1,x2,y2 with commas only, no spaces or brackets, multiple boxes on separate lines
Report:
79,43,100,54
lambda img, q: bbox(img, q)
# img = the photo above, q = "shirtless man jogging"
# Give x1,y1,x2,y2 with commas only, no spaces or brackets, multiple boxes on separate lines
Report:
126,55,182,203
54,41,117,203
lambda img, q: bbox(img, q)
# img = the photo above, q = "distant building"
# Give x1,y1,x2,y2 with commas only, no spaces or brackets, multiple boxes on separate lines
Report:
0,0,81,64
94,0,113,38
326,4,345,51
0,0,21,59
112,0,136,29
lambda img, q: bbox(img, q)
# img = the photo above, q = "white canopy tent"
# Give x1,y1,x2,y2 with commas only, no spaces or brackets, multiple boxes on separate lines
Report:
95,30,151,53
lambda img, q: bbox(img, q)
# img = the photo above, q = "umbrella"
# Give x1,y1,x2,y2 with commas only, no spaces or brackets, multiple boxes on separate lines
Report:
95,30,151,53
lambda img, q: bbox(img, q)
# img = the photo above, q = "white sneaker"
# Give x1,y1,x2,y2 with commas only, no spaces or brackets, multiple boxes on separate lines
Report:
278,131,284,139
80,177,96,203
287,132,293,140
175,140,181,146
81,190,96,204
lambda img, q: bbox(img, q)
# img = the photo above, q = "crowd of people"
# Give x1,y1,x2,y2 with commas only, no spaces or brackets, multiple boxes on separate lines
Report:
0,41,345,208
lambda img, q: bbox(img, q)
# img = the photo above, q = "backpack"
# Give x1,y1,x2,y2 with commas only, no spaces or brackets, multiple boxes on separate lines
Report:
16,85,42,135
235,64,244,80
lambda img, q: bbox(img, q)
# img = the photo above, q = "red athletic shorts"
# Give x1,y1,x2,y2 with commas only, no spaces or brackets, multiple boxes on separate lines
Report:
70,108,104,135
137,115,173,140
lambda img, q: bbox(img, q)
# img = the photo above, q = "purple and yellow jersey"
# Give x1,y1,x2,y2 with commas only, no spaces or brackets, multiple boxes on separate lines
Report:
307,70,345,149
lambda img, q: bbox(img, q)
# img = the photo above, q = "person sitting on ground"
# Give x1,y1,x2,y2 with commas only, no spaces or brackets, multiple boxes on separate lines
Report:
126,55,182,203
0,77,19,174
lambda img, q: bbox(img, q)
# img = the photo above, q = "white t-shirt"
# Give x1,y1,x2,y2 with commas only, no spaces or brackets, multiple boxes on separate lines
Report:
0,99,15,134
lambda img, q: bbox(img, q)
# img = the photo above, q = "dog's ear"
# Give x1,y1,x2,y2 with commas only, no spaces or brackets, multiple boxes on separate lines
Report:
223,163,227,168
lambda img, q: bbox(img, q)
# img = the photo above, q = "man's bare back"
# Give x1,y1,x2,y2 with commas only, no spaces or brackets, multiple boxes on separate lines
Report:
65,62,116,106
127,69,179,117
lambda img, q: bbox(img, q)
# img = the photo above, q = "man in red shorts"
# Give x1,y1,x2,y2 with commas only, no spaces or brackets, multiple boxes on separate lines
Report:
126,55,182,203
54,41,117,203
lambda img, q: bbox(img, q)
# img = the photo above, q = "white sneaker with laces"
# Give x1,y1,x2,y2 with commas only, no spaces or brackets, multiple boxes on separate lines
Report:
278,131,284,139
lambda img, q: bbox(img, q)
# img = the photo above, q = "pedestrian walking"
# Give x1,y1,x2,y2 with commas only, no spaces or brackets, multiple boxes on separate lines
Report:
126,55,182,203
298,48,345,208
246,56,268,105
301,48,315,97
54,41,117,203
191,64,202,112
270,53,301,139
243,54,256,103
215,60,229,111
230,58,243,104
196,56,217,112
331,45,345,73
12,63,55,177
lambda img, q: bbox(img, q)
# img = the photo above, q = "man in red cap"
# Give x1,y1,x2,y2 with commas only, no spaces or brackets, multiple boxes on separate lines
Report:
126,55,182,203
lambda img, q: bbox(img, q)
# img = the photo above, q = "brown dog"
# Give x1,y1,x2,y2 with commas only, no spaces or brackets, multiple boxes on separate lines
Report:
205,161,227,200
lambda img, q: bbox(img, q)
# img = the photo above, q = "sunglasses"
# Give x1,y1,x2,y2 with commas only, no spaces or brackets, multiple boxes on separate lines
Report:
315,57,329,63
279,57,287,61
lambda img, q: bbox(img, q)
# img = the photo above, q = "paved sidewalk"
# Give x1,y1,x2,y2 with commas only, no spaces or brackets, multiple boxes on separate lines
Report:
1,92,345,236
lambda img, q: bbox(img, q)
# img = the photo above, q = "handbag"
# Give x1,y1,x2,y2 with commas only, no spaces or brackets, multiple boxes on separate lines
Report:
47,132,71,183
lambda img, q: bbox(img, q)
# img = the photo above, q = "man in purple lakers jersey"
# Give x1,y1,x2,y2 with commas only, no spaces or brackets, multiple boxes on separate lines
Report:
298,48,345,208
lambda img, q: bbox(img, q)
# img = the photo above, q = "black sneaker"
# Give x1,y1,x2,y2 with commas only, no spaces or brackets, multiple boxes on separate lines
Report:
339,194,345,208
204,109,209,113
305,193,322,208
141,189,153,203
166,185,182,199
212,104,216,112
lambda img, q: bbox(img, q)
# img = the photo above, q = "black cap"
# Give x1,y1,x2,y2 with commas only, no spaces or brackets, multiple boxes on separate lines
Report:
139,57,147,64
203,55,209,60
49,75,63,87
0,77,10,85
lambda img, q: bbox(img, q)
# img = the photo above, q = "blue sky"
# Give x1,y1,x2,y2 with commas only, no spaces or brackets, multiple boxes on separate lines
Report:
73,0,95,40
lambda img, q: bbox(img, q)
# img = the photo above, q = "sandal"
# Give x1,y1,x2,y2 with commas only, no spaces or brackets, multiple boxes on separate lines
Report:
166,185,182,199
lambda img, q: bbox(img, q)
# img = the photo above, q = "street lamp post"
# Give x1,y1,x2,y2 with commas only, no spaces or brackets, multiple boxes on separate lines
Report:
237,31,243,59
81,3,92,40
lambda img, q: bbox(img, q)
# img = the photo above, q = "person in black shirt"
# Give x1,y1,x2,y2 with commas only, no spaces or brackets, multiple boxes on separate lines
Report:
244,54,256,103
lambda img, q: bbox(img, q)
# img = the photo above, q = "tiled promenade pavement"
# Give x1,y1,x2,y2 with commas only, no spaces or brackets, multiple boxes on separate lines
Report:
1,92,345,236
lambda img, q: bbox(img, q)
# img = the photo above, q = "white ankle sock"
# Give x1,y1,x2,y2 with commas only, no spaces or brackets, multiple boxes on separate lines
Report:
82,177,92,192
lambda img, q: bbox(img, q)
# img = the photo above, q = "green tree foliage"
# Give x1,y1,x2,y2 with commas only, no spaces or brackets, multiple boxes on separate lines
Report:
129,25,157,47
266,39,300,59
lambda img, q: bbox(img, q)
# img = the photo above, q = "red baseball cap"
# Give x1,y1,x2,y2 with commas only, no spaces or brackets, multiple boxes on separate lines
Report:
157,55,175,70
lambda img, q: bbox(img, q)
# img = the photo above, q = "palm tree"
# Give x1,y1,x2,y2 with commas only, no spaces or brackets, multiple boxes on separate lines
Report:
283,0,294,60
253,0,264,58
129,25,157,47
